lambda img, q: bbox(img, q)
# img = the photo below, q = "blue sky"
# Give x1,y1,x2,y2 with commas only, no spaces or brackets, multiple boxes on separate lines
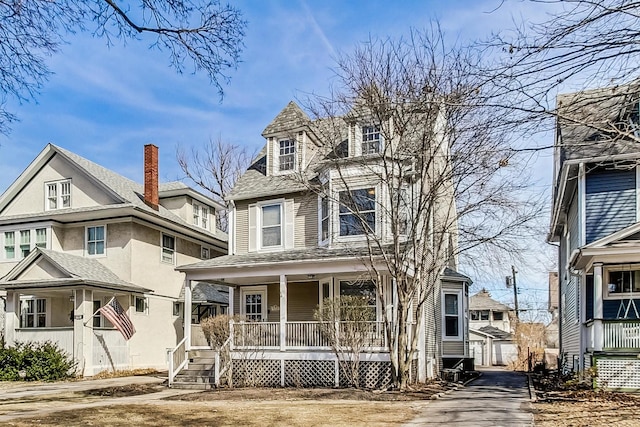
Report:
0,0,556,314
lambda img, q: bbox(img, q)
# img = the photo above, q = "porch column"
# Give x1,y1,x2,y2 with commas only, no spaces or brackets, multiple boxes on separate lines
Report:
228,286,234,315
74,289,93,376
4,291,18,346
593,263,604,351
184,279,192,351
280,274,287,351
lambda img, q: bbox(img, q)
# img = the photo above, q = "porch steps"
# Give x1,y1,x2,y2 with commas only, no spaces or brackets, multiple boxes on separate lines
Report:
170,349,218,390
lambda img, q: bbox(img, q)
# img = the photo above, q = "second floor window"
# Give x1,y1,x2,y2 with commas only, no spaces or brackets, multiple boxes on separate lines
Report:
3,228,48,260
261,204,282,247
4,231,15,259
608,270,640,294
320,196,330,242
362,125,381,154
339,188,376,236
86,226,105,256
46,180,71,210
444,292,462,339
162,234,175,264
279,139,296,171
193,203,210,229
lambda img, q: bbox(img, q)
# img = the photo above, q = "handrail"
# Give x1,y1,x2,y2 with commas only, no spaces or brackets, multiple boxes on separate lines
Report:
168,336,188,387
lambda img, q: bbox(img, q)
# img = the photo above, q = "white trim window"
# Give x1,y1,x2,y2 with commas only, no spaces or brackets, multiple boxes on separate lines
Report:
193,203,210,230
606,268,640,296
135,296,149,314
279,139,296,171
201,247,210,259
320,195,330,243
19,230,31,258
261,203,283,248
161,234,176,264
241,286,267,321
362,125,381,154
86,225,106,256
21,298,47,328
443,291,463,340
4,231,15,259
45,180,71,210
35,228,47,249
339,188,376,236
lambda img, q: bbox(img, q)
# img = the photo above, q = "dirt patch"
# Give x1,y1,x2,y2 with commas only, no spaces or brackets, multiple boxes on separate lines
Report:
81,384,164,397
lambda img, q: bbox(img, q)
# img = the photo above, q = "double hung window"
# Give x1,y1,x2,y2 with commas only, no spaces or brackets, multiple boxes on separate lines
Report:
162,234,175,263
279,139,296,171
320,196,330,242
86,226,105,256
261,204,282,248
362,125,381,154
46,180,71,210
443,292,462,339
21,298,47,328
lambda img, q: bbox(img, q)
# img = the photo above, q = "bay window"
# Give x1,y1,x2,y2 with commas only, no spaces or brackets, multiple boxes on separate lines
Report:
339,188,376,236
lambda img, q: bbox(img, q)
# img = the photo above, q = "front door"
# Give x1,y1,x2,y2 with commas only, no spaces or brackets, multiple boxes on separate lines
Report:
241,287,267,321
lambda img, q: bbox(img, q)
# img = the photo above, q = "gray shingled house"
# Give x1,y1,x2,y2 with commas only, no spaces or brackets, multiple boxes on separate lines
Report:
172,101,472,389
550,81,640,389
468,289,517,366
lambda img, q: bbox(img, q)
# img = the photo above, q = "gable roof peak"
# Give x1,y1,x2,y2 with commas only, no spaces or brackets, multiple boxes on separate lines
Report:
262,101,310,137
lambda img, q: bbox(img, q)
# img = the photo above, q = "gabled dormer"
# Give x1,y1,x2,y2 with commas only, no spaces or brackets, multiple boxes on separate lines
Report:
261,101,322,176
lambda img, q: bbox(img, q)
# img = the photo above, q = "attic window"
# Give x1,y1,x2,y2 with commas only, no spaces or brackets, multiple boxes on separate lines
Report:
362,125,381,154
45,180,71,210
279,139,296,171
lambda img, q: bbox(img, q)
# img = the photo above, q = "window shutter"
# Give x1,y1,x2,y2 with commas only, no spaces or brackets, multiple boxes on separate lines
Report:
284,199,295,249
248,204,257,252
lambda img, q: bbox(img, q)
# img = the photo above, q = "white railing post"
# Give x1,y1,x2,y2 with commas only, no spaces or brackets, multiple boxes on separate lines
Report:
184,279,193,351
280,274,287,351
214,351,221,387
229,320,235,351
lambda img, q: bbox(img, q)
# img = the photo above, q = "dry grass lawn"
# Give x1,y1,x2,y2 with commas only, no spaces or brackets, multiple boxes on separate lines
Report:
1,400,421,426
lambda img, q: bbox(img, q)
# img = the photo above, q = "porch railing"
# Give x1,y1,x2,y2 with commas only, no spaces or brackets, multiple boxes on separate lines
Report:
604,320,640,349
168,336,188,387
233,321,388,350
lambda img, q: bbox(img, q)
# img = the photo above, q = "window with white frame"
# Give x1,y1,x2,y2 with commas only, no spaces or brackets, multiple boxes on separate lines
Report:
35,228,47,249
339,280,377,321
19,230,31,257
201,247,210,259
443,292,462,340
161,234,175,263
279,139,296,171
135,296,148,314
339,188,376,236
92,300,112,328
362,125,381,154
4,231,15,259
261,203,282,248
193,203,210,229
173,302,181,317
21,298,47,328
46,180,71,210
320,195,330,242
86,225,105,256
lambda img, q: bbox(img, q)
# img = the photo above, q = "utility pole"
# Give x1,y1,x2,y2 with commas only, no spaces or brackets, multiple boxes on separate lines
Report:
506,266,520,320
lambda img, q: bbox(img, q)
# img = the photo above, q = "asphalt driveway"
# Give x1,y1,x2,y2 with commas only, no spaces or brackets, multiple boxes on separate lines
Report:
404,367,533,426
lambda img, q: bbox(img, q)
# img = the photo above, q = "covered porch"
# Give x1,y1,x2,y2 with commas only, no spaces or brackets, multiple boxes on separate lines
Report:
0,248,150,376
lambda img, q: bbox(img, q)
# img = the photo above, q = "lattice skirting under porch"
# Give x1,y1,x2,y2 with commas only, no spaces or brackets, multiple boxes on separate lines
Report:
230,358,393,389
596,358,640,390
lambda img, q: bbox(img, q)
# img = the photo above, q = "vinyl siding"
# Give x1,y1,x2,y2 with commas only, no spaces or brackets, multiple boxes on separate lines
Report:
287,281,319,321
234,201,249,254
560,273,581,368
295,195,318,248
567,193,580,253
585,168,636,243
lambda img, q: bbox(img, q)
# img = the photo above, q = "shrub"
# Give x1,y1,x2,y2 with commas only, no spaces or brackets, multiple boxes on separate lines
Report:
0,341,75,381
200,314,243,348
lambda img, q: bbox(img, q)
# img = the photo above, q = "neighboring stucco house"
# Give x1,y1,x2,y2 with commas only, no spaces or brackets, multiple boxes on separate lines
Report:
550,82,640,389
172,101,472,389
0,144,227,375
468,289,517,366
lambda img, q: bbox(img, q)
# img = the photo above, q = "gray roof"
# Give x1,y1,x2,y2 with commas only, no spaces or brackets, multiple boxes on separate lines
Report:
441,267,473,283
52,145,227,242
226,165,313,201
0,248,149,293
178,246,387,270
556,81,640,163
469,289,512,311
478,325,512,340
178,282,229,304
262,101,310,136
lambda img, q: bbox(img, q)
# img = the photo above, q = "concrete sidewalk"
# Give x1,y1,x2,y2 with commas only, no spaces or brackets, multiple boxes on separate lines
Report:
403,367,534,427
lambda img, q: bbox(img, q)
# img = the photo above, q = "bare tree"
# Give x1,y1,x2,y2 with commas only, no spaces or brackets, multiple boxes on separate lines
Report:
293,28,542,390
177,137,253,231
0,0,246,134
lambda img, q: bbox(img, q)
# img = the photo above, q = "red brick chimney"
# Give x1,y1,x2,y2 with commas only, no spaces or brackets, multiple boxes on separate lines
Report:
144,144,159,210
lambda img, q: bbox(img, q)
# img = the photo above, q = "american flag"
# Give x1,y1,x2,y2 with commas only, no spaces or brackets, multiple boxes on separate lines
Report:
99,297,136,340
